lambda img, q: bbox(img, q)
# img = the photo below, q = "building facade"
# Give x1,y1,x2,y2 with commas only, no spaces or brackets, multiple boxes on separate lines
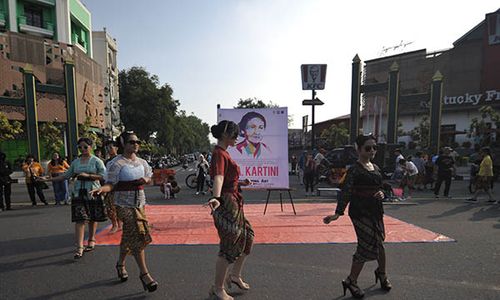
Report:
361,9,500,148
92,28,121,138
0,0,120,162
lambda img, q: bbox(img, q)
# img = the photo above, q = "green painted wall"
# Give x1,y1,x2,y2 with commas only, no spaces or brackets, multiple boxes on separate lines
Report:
69,0,90,29
69,0,91,54
16,0,57,38
0,139,29,169
71,18,89,53
0,0,7,28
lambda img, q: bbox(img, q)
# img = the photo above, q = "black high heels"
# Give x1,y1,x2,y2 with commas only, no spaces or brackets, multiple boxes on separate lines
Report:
74,246,84,259
374,268,392,291
139,273,158,292
341,277,364,298
115,264,128,282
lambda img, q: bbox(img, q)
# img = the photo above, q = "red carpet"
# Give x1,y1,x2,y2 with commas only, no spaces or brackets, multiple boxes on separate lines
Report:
95,203,454,245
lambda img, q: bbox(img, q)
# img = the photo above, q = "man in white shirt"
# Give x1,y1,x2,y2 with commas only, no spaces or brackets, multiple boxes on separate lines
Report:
314,148,326,166
399,159,418,200
394,148,404,165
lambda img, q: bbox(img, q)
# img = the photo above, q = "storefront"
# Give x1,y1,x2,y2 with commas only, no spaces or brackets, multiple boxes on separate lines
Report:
360,9,500,148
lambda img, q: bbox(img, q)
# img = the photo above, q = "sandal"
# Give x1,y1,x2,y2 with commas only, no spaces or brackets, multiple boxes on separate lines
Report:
74,246,85,259
139,273,158,292
115,263,129,282
226,274,250,290
84,239,96,252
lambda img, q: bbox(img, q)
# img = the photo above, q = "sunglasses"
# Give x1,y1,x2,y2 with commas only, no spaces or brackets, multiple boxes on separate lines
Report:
364,145,378,152
78,145,89,150
127,140,142,145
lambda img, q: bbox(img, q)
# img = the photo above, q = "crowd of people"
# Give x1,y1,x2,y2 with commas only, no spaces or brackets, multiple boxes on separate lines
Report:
290,144,497,204
0,122,497,299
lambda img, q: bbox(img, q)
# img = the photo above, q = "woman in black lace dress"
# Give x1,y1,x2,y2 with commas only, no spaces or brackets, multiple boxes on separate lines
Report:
323,134,392,298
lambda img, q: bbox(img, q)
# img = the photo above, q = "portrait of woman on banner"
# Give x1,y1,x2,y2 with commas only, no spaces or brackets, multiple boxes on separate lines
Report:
236,112,271,159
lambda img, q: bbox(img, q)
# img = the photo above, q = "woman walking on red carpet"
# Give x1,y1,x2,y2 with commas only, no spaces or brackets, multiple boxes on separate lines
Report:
206,120,254,300
44,138,107,259
92,131,158,292
323,134,392,298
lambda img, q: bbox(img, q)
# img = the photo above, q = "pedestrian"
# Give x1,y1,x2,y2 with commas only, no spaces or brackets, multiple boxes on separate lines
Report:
104,140,121,233
47,152,70,205
398,158,418,200
22,154,48,206
0,152,13,211
323,134,391,298
298,150,307,185
94,148,104,160
91,131,158,292
434,147,456,199
196,154,209,195
412,152,426,190
424,154,435,190
206,120,254,300
304,153,317,196
43,137,107,259
314,147,326,166
394,148,404,165
467,147,496,203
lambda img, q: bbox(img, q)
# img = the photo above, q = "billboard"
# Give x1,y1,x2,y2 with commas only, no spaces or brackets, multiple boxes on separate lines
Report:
217,107,289,189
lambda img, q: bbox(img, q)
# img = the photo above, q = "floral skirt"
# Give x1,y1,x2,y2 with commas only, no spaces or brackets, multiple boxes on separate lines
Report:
116,206,152,256
475,176,492,191
71,191,107,223
212,193,254,263
104,192,117,221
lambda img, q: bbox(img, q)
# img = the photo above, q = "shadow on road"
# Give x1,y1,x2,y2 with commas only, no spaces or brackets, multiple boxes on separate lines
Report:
331,283,390,299
470,205,500,222
25,278,122,300
428,203,478,219
0,211,43,218
0,250,73,273
0,233,74,257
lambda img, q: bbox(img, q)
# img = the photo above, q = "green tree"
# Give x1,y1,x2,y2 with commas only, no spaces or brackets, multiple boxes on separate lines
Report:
320,123,349,148
0,112,23,142
234,97,274,109
468,105,500,147
235,97,294,126
39,121,64,158
119,67,179,141
409,115,430,148
172,112,210,154
79,116,103,147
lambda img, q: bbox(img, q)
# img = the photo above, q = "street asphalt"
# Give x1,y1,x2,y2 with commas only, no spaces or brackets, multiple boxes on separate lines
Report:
0,164,499,300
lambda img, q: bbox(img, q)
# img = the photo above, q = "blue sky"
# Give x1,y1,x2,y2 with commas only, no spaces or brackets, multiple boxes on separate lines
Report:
84,0,499,129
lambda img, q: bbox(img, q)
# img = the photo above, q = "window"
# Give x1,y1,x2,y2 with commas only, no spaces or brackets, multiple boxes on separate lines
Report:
25,6,43,28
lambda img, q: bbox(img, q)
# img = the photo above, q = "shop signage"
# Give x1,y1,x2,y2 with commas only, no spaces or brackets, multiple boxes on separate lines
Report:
443,89,500,106
301,64,327,90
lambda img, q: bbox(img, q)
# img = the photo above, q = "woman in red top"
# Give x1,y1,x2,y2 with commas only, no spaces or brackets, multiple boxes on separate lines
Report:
206,120,254,300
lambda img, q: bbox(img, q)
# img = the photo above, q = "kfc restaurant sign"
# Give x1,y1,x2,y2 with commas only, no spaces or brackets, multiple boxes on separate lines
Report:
443,89,500,106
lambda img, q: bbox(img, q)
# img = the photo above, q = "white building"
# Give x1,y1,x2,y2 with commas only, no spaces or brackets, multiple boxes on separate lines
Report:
92,28,121,138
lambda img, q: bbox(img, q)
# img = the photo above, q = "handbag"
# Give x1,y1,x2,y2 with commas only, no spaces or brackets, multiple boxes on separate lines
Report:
37,181,49,189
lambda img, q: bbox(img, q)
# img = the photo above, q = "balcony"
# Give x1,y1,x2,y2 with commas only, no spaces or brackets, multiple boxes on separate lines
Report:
18,17,54,38
71,33,88,53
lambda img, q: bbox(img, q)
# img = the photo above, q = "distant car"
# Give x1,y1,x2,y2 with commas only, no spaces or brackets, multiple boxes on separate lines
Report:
324,146,358,168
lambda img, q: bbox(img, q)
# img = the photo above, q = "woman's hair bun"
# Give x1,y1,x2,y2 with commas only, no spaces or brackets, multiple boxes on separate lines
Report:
211,124,222,139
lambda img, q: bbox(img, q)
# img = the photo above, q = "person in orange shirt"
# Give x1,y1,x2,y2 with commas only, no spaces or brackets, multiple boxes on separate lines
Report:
22,154,48,206
47,153,70,205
